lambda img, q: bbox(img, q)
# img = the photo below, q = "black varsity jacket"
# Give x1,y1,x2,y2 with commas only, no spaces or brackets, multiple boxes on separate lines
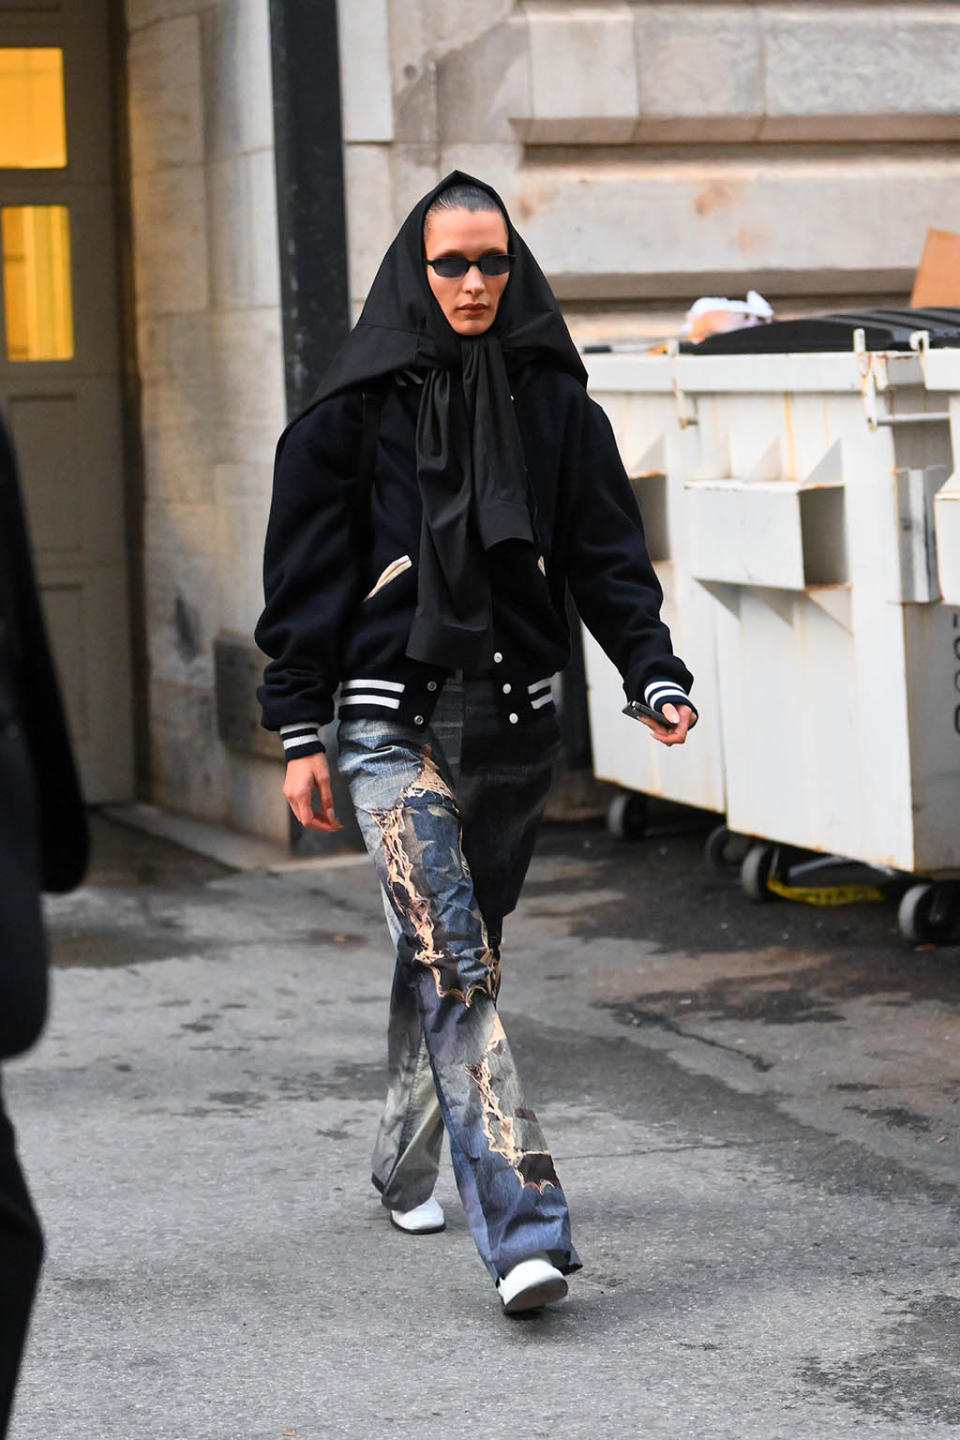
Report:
255,366,695,758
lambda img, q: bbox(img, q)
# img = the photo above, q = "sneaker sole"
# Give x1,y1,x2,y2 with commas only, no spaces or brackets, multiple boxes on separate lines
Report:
501,1275,568,1315
389,1213,446,1235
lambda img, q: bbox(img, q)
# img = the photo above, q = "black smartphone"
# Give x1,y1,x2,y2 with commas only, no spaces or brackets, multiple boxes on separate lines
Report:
622,700,678,731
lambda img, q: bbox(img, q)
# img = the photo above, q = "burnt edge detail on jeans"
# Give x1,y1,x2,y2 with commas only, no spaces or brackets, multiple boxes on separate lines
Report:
370,751,500,1005
466,1016,560,1193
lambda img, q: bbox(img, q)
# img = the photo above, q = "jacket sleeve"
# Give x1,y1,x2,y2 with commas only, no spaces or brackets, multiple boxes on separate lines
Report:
558,388,694,706
255,393,362,755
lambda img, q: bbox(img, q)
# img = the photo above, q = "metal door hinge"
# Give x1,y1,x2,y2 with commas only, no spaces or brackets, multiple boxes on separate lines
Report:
855,328,949,430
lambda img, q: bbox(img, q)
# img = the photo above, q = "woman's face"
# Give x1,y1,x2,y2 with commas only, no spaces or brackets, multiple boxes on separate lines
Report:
423,207,511,336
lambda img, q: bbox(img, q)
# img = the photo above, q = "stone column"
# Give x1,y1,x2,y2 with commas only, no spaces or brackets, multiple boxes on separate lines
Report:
125,0,289,840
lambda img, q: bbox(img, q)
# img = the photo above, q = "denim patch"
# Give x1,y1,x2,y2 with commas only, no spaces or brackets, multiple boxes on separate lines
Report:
466,1013,561,1193
368,750,499,1006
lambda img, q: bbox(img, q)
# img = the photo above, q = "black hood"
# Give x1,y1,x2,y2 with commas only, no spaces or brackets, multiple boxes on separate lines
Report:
314,169,586,399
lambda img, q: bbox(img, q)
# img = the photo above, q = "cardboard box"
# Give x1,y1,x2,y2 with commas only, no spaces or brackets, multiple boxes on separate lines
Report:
911,228,960,307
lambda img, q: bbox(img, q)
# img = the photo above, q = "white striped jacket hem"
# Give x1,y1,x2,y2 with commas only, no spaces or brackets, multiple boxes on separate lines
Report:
527,677,554,710
339,678,406,711
339,693,401,709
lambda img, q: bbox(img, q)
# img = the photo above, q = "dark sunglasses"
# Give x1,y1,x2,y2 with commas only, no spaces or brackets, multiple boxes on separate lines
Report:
425,253,515,279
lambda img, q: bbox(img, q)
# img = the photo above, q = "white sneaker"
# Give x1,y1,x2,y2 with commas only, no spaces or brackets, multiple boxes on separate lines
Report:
389,1196,446,1234
497,1254,568,1314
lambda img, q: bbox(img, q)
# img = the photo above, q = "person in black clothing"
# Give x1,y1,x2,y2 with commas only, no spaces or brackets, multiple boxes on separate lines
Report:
257,172,696,1315
0,411,88,1435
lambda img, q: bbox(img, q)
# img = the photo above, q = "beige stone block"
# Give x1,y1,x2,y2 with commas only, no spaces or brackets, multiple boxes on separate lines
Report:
633,3,762,143
141,424,216,504
126,0,220,32
139,309,213,365
513,152,960,300
519,1,638,143
502,2,960,146
428,0,513,51
131,165,209,315
437,13,529,145
225,751,289,844
144,502,221,688
127,15,204,174
201,309,285,467
139,314,217,498
209,308,285,435
213,417,284,468
393,61,438,145
390,145,441,225
384,0,429,94
214,460,273,503
337,0,394,143
437,143,521,202
344,143,397,303
149,679,230,823
217,497,271,635
146,498,221,557
382,0,513,96
247,148,283,297
201,0,274,159
208,151,281,311
761,5,960,141
135,314,175,385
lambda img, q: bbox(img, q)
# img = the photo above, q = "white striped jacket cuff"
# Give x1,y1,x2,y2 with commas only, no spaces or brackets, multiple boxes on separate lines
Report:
279,722,325,756
643,679,693,715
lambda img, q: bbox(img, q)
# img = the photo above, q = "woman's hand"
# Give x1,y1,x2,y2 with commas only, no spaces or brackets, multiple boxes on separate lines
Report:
639,703,698,747
282,753,342,831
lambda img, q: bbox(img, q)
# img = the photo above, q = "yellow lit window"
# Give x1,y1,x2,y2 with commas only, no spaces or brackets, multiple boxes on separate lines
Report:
0,49,67,169
2,206,75,361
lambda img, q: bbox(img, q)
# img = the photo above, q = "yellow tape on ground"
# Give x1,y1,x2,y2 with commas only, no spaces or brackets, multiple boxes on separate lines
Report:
765,878,887,906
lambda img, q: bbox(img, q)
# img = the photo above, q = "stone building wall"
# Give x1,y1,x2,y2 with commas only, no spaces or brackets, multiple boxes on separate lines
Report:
339,1,960,344
125,0,289,840
119,1,960,841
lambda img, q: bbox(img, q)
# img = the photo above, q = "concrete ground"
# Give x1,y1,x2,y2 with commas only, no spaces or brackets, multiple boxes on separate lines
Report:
6,809,960,1439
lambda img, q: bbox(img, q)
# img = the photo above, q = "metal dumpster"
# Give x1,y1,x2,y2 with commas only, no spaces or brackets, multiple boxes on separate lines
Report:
584,315,960,933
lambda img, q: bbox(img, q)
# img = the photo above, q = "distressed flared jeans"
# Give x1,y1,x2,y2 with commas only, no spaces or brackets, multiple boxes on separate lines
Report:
337,675,580,1283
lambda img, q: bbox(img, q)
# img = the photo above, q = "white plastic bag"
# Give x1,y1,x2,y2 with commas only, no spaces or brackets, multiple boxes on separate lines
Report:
683,290,774,343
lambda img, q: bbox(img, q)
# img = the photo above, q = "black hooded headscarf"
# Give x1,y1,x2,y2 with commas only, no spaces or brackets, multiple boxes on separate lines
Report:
313,170,587,672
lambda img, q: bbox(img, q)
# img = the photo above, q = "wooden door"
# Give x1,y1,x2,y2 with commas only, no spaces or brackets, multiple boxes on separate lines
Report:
0,0,134,802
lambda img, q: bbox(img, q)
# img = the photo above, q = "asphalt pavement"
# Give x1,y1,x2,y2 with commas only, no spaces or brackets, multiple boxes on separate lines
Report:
6,809,960,1439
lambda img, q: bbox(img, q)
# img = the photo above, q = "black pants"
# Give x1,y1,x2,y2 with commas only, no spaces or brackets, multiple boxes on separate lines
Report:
0,1081,43,1439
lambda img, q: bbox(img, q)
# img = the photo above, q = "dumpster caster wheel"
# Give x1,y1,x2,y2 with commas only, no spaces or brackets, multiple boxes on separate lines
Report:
705,825,750,877
607,792,649,842
741,843,777,902
898,883,958,944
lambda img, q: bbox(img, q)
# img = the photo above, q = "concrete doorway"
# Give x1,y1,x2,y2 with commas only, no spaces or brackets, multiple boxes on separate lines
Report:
0,0,133,802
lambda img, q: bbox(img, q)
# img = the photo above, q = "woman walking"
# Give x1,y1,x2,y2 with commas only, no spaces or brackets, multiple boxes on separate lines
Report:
256,172,696,1314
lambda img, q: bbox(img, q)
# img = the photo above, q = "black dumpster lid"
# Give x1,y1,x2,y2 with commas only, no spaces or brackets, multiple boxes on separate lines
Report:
682,307,960,355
